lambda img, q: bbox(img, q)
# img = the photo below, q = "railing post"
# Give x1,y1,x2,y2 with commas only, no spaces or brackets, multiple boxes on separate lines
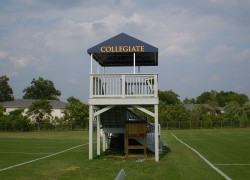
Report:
154,74,158,98
122,75,125,98
89,75,93,98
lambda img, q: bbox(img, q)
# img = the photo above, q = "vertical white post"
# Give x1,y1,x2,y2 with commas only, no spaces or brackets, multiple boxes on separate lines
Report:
105,133,109,150
103,133,106,152
97,114,101,155
154,104,159,162
154,74,158,98
133,53,136,74
121,75,125,98
90,53,93,74
89,105,93,159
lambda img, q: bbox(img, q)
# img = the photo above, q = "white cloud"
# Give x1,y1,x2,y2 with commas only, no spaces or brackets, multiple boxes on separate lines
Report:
1,0,250,101
235,48,250,62
205,46,250,64
0,50,7,60
68,78,80,84
205,45,235,63
9,55,39,68
162,45,192,58
209,74,220,82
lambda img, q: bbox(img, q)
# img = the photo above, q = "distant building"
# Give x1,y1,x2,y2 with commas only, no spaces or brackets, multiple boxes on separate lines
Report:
2,99,67,119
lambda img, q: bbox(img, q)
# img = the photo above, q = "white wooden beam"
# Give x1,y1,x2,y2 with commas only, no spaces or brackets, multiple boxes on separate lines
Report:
94,106,114,116
133,105,155,117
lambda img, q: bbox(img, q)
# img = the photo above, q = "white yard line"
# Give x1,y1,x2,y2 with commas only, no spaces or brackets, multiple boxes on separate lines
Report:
0,143,88,172
214,164,250,166
171,133,231,180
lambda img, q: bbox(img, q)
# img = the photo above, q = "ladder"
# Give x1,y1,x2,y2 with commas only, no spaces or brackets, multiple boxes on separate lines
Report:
125,121,147,157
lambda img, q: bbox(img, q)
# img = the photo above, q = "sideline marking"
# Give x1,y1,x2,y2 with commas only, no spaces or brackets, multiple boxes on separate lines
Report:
0,143,88,172
171,133,231,180
214,164,250,166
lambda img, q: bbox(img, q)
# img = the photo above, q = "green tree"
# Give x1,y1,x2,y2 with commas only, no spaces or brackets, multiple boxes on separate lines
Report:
159,101,190,128
23,77,61,100
158,90,181,105
0,75,14,102
196,90,218,106
64,97,88,128
237,94,249,106
243,102,250,120
183,98,196,104
27,99,52,124
0,104,5,117
7,109,30,131
0,104,8,130
216,91,249,107
224,101,247,127
190,105,213,122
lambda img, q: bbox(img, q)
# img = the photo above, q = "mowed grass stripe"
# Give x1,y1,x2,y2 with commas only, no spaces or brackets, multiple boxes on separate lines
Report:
0,143,88,172
0,152,52,155
171,133,231,180
1,130,249,179
214,164,250,166
170,129,250,179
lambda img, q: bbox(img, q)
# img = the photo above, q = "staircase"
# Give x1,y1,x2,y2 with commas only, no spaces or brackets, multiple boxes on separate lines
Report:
100,106,163,153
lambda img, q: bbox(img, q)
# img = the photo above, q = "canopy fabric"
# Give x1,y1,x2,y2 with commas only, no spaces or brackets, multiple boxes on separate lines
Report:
87,33,158,67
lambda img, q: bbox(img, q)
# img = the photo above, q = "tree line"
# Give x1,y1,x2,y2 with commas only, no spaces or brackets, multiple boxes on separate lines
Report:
1,75,250,131
158,90,250,128
0,75,88,131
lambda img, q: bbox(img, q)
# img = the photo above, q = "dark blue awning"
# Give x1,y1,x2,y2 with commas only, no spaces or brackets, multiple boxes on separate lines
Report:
87,33,158,67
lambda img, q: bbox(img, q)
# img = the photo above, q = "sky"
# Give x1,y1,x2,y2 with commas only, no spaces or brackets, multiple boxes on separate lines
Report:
0,0,250,103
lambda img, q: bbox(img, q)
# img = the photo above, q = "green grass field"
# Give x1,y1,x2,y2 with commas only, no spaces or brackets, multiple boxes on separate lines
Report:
0,129,250,179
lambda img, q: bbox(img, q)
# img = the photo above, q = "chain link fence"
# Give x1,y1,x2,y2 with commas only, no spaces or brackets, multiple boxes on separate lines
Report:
161,120,250,130
0,122,87,132
1,120,250,131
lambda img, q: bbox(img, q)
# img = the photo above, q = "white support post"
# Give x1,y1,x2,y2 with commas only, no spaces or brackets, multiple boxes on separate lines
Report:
97,114,101,155
103,133,106,152
133,53,136,74
89,105,93,159
105,133,109,150
154,104,159,162
90,53,93,74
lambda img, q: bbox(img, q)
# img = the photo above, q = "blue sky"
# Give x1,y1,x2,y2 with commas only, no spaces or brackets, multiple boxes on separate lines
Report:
0,0,250,102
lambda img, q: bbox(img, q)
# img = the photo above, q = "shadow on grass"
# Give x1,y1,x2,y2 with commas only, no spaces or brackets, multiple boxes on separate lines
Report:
160,145,171,160
93,145,171,161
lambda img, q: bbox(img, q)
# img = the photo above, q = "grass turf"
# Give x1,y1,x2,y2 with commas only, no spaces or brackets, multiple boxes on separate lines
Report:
0,129,249,179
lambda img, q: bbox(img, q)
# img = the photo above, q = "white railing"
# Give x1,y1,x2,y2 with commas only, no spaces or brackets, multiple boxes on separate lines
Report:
89,74,158,98
146,123,161,153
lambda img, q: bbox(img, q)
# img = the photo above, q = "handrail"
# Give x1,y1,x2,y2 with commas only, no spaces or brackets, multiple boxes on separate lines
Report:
89,73,158,98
